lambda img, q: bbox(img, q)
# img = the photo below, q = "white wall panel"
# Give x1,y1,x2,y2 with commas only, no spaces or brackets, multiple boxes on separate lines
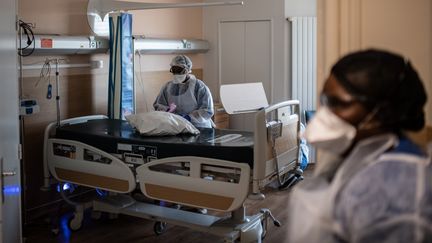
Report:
219,22,245,85
245,20,271,102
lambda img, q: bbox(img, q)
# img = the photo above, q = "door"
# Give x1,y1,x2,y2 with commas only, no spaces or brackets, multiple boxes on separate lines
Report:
219,20,271,131
0,0,22,242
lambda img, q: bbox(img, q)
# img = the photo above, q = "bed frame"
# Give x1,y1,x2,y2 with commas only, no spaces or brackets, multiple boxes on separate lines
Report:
42,100,300,242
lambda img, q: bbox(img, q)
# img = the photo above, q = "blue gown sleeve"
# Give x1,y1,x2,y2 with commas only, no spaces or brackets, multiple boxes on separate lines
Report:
188,80,214,124
153,83,170,111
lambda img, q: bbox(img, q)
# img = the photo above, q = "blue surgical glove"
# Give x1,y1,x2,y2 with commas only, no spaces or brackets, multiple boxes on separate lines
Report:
180,114,191,121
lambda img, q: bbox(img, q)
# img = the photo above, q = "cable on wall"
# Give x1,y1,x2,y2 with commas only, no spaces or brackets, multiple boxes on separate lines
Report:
18,20,35,57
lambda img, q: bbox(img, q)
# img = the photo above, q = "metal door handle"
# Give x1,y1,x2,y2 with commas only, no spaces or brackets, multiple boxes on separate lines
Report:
2,171,16,177
1,158,17,203
0,158,16,177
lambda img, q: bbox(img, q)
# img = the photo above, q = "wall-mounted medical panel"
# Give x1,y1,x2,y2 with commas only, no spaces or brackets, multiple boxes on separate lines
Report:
20,35,209,55
20,35,109,55
134,37,209,54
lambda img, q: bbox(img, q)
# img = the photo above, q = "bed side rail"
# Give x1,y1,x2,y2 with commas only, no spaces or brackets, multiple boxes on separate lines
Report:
47,138,136,193
252,100,300,195
136,156,250,212
42,115,108,191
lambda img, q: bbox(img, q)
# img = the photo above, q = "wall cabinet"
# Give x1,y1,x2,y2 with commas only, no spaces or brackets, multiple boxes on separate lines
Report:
219,20,271,131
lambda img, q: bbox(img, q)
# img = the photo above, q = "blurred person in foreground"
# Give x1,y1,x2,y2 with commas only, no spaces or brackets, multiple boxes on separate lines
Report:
287,49,431,243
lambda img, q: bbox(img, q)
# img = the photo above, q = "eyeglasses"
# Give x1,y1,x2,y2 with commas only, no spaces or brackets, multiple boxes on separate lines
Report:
170,66,187,74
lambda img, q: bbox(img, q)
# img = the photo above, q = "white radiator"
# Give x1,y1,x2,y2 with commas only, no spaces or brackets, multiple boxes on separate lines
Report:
290,17,317,120
290,17,317,163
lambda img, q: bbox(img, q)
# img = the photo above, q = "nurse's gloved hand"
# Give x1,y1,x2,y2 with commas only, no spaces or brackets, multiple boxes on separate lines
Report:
180,114,191,122
167,103,176,113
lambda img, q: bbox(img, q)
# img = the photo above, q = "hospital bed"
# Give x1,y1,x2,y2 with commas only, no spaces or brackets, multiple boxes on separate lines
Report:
43,100,300,242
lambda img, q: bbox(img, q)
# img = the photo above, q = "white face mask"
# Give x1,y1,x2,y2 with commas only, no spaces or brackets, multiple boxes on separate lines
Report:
303,106,356,155
172,74,187,84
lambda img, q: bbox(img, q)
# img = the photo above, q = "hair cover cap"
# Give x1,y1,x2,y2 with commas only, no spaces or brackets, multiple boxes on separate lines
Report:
170,55,192,71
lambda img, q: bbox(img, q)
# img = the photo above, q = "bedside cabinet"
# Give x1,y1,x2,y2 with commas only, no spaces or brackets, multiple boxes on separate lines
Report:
213,103,229,129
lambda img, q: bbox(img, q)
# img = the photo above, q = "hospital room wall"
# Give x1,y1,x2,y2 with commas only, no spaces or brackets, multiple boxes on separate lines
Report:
203,0,315,131
317,0,432,145
18,0,205,70
203,0,284,104
18,0,205,218
203,0,315,103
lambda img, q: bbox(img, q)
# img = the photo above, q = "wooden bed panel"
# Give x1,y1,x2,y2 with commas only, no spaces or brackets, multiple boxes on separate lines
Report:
265,121,298,161
55,168,130,192
144,184,234,211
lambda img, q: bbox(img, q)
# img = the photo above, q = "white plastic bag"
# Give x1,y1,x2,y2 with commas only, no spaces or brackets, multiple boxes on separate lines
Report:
126,111,200,136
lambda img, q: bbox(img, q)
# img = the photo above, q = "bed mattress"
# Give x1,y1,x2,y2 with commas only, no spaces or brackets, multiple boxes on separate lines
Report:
55,119,254,167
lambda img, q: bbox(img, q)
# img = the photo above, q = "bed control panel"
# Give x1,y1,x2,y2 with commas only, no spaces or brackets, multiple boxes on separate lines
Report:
117,143,157,165
53,143,77,159
84,149,112,164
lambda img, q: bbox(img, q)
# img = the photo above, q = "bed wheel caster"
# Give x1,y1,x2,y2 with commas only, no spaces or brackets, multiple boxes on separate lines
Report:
68,215,82,231
153,221,167,235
